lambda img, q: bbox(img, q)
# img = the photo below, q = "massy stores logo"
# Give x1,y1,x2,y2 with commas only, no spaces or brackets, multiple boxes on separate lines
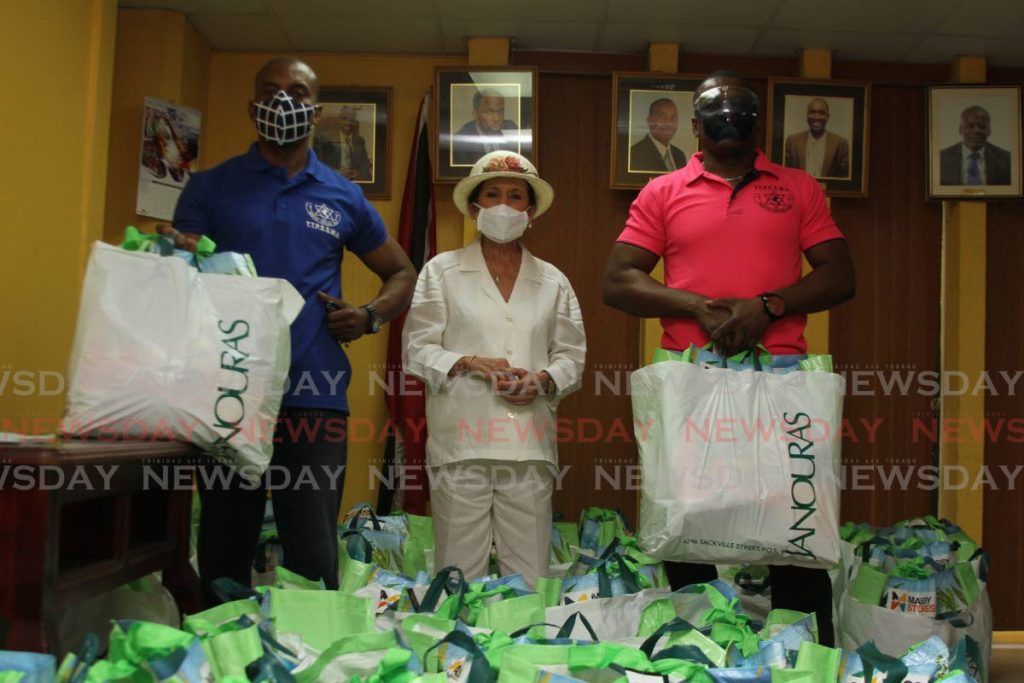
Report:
888,590,936,615
306,202,341,228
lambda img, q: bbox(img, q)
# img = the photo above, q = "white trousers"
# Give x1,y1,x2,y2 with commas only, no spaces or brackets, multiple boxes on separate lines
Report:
430,460,553,588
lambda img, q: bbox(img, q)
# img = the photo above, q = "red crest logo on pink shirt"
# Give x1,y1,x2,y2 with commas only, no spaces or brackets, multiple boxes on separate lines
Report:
754,186,794,212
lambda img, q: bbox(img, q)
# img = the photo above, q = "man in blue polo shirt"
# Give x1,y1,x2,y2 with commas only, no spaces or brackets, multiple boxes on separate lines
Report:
162,57,415,603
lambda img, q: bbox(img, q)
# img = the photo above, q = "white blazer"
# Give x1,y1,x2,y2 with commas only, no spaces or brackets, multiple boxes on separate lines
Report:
403,239,586,467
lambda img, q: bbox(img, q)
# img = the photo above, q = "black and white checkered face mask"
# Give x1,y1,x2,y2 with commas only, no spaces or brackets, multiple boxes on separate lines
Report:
253,90,316,146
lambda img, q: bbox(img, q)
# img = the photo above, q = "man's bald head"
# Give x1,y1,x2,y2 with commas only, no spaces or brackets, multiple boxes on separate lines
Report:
254,57,320,102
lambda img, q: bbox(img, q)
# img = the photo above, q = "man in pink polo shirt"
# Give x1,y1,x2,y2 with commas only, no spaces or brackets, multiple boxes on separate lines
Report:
602,71,855,646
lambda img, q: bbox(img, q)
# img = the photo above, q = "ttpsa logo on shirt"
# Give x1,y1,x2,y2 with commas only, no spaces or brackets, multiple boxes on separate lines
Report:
753,185,794,212
305,202,342,239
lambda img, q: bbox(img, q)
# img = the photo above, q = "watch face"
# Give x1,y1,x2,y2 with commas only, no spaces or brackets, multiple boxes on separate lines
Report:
364,305,382,333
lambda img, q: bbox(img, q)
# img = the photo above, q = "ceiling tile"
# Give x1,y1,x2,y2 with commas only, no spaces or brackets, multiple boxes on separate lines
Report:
122,0,274,12
189,12,291,51
115,0,1024,66
439,0,607,22
600,23,759,55
906,35,1024,68
771,0,959,33
279,16,443,53
441,20,600,53
751,28,919,62
934,0,1024,40
607,0,783,26
269,0,436,20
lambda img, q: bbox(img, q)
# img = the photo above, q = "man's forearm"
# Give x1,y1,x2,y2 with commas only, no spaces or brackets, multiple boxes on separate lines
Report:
367,269,416,322
602,269,707,319
772,261,855,316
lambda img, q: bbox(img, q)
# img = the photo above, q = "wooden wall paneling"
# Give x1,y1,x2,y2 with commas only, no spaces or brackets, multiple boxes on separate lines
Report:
984,199,1024,629
829,84,942,526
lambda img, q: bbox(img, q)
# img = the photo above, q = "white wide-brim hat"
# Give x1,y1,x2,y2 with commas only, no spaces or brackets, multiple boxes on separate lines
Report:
452,151,554,219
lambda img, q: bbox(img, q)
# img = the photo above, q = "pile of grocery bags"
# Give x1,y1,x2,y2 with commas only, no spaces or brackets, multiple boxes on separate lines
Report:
0,506,987,682
837,517,992,681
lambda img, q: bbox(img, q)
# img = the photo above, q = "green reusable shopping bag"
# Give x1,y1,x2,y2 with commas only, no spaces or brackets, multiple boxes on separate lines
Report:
412,566,468,619
567,642,714,682
120,225,216,258
578,508,629,553
475,593,546,637
183,599,264,637
424,630,492,683
770,670,814,682
638,617,726,668
57,620,212,683
268,588,375,652
763,609,818,643
274,565,324,591
848,564,889,606
535,577,563,608
791,641,840,683
398,614,458,666
339,529,378,595
401,513,435,577
498,644,574,683
201,625,266,681
441,583,524,625
550,522,579,566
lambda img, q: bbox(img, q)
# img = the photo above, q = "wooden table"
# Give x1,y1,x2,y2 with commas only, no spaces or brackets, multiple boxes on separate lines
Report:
0,440,202,654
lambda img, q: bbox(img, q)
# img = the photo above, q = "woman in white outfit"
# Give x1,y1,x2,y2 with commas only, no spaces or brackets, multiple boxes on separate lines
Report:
403,151,586,588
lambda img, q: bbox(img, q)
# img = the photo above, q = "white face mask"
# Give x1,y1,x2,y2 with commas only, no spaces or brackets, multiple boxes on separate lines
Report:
474,203,530,243
253,90,317,146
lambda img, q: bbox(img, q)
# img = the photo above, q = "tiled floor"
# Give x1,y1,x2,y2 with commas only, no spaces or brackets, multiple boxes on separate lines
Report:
991,644,1024,683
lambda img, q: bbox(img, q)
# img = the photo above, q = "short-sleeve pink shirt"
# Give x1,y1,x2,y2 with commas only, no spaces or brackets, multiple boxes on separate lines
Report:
616,151,844,355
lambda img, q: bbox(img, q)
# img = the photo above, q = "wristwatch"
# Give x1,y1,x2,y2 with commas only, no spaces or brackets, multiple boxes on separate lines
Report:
759,293,785,322
362,303,382,334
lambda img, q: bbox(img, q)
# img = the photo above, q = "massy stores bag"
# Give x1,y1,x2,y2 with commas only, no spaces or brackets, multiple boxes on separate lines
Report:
63,243,303,481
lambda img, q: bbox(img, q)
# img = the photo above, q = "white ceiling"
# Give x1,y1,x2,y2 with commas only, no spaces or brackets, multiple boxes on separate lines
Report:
120,0,1024,67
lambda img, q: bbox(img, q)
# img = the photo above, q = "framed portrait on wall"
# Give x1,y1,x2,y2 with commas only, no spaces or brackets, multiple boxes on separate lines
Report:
610,72,703,190
927,85,1022,199
434,67,537,182
766,79,870,197
314,87,391,199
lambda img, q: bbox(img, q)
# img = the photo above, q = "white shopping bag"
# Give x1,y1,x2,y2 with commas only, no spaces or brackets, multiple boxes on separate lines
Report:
542,587,671,641
631,362,845,567
63,243,303,480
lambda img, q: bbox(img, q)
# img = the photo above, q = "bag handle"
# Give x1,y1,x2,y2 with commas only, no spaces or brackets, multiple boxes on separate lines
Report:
417,565,467,615
650,644,715,668
339,529,375,563
555,612,600,641
640,616,699,657
720,346,766,372
65,633,101,683
346,503,383,531
423,630,492,683
211,576,260,603
694,342,768,372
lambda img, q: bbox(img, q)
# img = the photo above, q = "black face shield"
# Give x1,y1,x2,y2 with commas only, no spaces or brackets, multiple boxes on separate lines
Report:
693,85,759,143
